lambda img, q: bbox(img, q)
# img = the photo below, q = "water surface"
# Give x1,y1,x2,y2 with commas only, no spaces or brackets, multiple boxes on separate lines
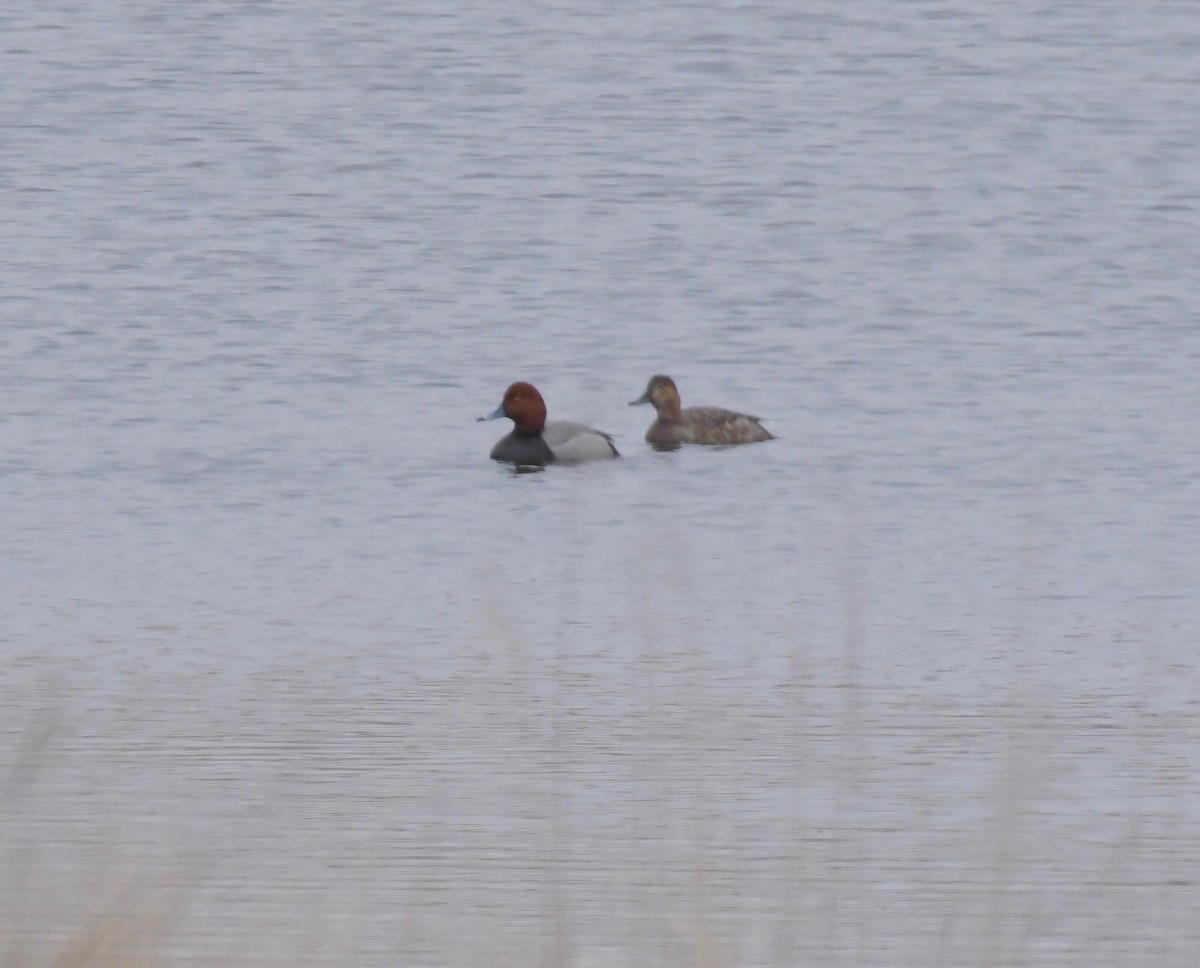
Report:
2,2,1199,965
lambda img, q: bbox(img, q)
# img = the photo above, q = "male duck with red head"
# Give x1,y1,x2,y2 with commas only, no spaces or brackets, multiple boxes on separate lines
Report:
479,382,619,466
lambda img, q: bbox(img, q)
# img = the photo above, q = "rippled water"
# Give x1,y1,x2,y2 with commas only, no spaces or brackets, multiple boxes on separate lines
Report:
3,2,1199,965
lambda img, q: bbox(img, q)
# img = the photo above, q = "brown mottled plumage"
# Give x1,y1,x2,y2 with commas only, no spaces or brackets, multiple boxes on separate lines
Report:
629,375,775,451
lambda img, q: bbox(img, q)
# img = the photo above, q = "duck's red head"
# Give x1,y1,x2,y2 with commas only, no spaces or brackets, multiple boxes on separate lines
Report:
497,381,548,434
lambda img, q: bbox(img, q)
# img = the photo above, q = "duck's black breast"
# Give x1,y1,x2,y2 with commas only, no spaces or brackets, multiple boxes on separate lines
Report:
490,430,556,466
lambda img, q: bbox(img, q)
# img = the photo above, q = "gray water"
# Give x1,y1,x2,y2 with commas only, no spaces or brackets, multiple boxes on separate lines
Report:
3,2,1199,965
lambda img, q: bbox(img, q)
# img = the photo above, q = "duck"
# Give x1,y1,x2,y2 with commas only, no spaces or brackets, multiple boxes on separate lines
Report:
479,382,619,465
629,374,775,450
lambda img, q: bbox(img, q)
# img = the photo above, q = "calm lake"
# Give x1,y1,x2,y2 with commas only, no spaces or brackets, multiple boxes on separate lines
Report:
2,1,1199,965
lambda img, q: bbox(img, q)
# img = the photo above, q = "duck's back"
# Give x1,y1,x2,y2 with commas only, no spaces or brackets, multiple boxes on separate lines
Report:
666,406,774,446
543,420,619,461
